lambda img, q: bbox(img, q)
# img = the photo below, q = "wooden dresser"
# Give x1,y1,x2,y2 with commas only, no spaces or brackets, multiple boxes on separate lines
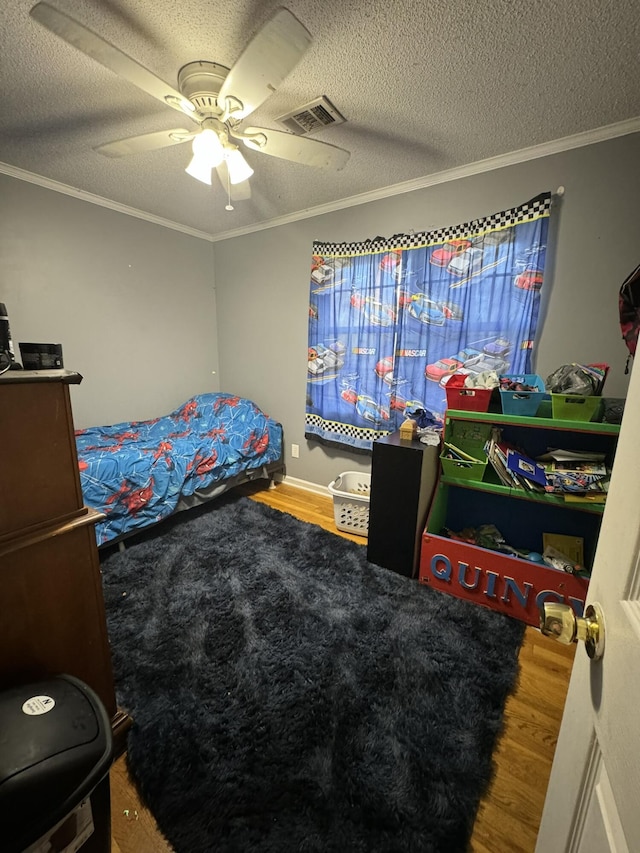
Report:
0,369,131,750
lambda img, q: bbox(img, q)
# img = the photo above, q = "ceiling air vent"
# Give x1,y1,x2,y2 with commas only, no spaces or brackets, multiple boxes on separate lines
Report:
276,96,346,136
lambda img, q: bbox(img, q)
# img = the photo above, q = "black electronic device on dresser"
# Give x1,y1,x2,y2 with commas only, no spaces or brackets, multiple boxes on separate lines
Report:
367,431,439,578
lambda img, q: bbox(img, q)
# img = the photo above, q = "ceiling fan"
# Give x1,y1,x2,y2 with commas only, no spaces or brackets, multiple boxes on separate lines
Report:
29,3,350,206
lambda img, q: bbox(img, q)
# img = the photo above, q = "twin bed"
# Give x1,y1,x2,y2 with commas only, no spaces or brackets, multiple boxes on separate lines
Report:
75,392,284,546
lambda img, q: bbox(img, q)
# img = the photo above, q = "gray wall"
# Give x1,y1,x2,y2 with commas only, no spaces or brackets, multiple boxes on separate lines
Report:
0,174,218,429
2,133,637,482
214,132,639,487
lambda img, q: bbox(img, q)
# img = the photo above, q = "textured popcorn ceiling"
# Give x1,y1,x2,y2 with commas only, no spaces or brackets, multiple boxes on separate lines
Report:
1,0,639,239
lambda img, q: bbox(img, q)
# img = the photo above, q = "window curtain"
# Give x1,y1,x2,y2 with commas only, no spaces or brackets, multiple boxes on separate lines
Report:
305,192,551,452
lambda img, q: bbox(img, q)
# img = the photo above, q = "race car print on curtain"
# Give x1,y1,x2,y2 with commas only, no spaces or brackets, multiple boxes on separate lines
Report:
305,192,551,451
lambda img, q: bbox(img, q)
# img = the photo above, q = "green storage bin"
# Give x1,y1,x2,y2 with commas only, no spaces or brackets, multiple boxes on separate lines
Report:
551,394,602,422
440,420,490,481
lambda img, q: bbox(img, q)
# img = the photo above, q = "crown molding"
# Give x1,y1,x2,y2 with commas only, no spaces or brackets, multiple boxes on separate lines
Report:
211,116,640,241
0,162,214,242
2,116,639,244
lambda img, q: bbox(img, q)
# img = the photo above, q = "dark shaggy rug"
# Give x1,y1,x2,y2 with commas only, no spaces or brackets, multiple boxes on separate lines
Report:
101,494,525,853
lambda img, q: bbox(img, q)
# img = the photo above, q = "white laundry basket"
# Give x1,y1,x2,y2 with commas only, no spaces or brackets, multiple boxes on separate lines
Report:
327,471,371,536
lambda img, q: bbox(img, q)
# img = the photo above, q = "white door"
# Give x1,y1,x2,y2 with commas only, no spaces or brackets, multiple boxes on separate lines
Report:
535,359,640,852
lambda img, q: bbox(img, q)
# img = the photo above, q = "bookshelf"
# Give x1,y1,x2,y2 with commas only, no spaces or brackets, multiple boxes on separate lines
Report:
418,409,620,626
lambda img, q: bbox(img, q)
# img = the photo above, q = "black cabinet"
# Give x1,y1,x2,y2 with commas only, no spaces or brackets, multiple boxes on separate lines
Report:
367,432,439,577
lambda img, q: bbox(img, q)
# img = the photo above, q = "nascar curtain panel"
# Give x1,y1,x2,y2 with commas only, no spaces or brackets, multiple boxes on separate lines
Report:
305,193,551,451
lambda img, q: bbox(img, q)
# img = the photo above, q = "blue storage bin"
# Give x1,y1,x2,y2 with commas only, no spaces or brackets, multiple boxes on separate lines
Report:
499,374,546,416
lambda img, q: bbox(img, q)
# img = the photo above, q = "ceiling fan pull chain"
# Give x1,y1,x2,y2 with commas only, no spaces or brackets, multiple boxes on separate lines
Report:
225,168,234,211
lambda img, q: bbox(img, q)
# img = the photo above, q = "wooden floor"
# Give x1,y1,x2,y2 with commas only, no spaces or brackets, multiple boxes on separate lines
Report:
110,481,575,853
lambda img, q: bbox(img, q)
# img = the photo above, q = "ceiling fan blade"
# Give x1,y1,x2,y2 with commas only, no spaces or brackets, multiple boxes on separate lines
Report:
29,2,197,120
217,8,312,121
239,127,350,170
94,129,195,158
215,164,252,200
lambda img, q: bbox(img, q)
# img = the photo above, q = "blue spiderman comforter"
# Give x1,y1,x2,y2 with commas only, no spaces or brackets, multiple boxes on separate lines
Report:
75,393,283,545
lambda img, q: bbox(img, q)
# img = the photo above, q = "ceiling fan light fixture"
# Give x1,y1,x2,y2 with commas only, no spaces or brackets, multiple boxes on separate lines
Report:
192,128,224,166
224,148,254,184
185,154,213,185
30,3,350,201
185,127,226,184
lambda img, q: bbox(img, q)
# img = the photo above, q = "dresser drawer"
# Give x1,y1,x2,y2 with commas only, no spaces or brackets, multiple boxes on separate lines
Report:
0,511,115,714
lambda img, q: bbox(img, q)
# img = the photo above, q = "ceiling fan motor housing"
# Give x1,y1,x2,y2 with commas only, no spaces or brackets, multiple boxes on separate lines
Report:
177,61,230,117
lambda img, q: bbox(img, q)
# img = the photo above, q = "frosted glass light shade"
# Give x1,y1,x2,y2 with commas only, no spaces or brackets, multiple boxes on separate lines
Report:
185,128,225,184
185,155,213,184
225,148,254,184
193,129,224,165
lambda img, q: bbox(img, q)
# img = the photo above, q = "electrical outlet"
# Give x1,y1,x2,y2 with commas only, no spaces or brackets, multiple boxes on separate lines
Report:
291,443,300,458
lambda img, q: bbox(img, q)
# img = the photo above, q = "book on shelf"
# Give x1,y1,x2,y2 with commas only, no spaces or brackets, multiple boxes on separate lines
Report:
535,447,611,497
544,462,609,494
507,449,548,487
551,460,607,476
537,448,606,463
484,430,516,487
484,428,540,491
543,533,584,565
482,431,612,498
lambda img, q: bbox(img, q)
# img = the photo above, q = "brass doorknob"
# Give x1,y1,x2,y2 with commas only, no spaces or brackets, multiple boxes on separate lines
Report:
539,601,605,660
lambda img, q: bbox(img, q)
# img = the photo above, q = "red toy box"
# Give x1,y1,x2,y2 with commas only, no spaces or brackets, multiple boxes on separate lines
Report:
419,532,589,626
